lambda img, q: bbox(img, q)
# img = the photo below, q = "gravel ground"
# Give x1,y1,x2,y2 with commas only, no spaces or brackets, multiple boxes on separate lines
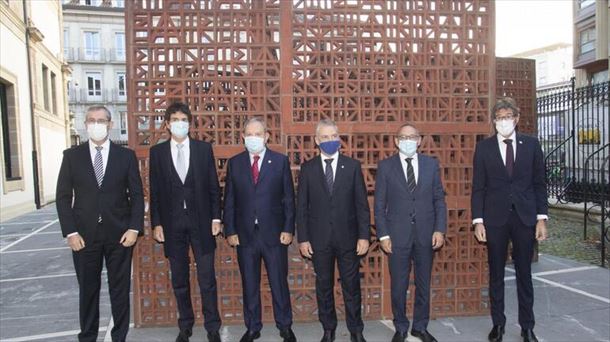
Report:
541,208,610,268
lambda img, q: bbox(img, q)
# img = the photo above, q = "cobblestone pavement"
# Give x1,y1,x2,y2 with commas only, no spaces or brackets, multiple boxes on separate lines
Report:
541,208,610,268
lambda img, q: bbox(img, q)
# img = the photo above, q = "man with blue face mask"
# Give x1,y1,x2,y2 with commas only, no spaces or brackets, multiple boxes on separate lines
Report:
149,102,222,342
296,119,371,342
472,98,548,342
223,117,296,342
374,124,447,342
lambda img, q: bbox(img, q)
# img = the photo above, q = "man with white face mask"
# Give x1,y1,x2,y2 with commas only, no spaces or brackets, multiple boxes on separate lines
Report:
149,102,222,342
56,106,144,342
374,124,447,342
223,117,296,342
472,97,548,342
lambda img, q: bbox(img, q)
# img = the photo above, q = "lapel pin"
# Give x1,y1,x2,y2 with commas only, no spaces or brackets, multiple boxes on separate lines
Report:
268,160,272,163
341,165,345,169
519,140,523,144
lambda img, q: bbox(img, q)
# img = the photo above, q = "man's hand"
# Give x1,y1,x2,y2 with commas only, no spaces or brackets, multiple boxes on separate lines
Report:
536,220,548,241
280,232,293,245
227,234,240,247
380,238,392,254
432,232,445,249
212,221,222,236
67,233,85,252
153,225,165,243
356,239,370,256
299,242,314,258
120,230,138,247
474,223,486,242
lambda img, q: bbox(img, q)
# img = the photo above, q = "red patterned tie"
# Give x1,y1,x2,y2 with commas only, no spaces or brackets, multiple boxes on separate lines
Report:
252,155,260,184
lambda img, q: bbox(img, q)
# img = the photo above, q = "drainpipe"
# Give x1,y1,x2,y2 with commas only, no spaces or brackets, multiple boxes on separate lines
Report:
23,0,41,209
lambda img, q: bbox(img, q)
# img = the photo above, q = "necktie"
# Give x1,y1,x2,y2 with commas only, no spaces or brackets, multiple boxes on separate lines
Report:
406,158,416,193
252,155,260,184
504,139,514,177
324,158,334,192
176,143,186,183
94,146,104,187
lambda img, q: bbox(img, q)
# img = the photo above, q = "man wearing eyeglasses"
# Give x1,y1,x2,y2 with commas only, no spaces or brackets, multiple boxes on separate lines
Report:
374,124,447,342
149,102,223,342
56,105,144,342
472,97,548,342
296,119,370,342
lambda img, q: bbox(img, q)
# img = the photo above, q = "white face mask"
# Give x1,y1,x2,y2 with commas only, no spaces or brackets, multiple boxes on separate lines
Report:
87,123,108,142
170,121,189,139
244,136,265,154
495,119,515,137
398,140,418,157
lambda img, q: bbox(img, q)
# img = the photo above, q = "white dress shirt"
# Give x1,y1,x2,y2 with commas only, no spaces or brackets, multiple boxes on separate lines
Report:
320,151,339,178
472,132,548,225
249,148,266,171
170,136,190,175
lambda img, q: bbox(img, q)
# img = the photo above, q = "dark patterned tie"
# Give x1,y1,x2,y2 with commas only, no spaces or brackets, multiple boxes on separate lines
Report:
324,158,334,192
252,155,260,184
504,139,514,177
406,158,416,193
94,146,104,187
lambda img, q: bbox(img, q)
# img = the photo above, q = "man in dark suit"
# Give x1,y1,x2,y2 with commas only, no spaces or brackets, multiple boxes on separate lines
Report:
296,119,370,342
223,117,297,342
149,102,222,342
374,124,447,342
472,97,548,342
56,105,144,342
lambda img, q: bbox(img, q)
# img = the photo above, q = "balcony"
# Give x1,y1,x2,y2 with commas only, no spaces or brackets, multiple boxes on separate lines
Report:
67,88,126,104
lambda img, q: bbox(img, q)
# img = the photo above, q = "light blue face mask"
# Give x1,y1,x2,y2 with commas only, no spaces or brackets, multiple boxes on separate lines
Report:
244,136,265,154
398,140,418,157
170,121,189,139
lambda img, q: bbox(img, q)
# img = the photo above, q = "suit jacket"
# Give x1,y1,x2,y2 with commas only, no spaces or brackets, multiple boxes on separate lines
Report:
223,149,295,247
149,139,221,256
471,133,548,227
56,141,144,244
374,154,447,248
296,154,371,250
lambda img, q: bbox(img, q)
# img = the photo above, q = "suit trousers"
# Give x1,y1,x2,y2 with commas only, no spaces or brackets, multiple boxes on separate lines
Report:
168,211,221,333
236,226,292,332
486,208,536,329
72,224,133,342
311,242,364,334
388,242,433,333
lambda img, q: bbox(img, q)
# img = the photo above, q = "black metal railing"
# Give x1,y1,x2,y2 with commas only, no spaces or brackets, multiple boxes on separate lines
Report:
537,78,609,266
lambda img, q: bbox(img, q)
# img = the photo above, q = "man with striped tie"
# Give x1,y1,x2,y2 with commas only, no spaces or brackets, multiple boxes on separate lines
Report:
374,123,447,342
56,105,144,342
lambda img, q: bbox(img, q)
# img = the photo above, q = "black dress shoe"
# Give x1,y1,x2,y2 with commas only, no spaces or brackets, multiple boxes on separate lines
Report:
411,329,438,342
176,329,192,342
350,332,367,342
521,329,539,342
239,330,261,342
488,325,505,342
280,328,297,342
207,330,221,342
320,330,335,342
391,331,408,342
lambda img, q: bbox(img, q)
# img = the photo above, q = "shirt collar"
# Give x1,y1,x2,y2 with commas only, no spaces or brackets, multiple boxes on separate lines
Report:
320,151,339,161
398,152,418,162
497,131,516,144
89,138,110,152
171,136,190,148
249,147,266,160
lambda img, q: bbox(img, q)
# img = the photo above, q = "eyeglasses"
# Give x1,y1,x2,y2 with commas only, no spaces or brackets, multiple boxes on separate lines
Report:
85,119,110,125
397,135,420,141
317,134,339,141
495,114,516,121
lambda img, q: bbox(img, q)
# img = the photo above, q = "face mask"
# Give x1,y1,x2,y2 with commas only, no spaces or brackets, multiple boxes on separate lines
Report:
398,140,418,157
87,123,108,142
170,121,189,139
319,140,341,155
495,119,515,137
244,136,265,154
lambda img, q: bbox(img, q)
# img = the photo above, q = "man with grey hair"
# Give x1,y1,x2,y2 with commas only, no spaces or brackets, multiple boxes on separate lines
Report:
56,105,144,342
223,117,297,342
472,97,548,342
296,119,370,342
